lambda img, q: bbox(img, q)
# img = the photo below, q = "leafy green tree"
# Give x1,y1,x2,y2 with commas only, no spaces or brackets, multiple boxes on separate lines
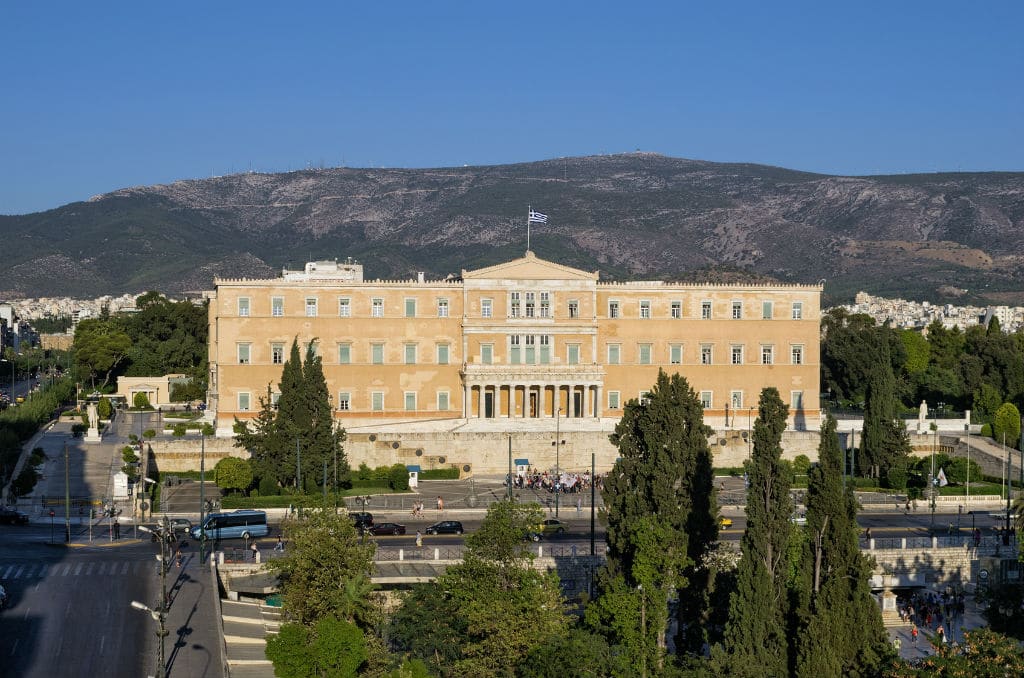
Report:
390,501,567,677
899,329,930,377
973,383,1002,425
714,388,792,677
214,457,253,493
133,392,151,409
794,414,889,677
97,397,112,420
266,617,368,678
592,370,716,664
73,318,132,389
269,505,375,627
888,628,1024,677
520,626,627,678
992,402,1021,449
821,310,905,406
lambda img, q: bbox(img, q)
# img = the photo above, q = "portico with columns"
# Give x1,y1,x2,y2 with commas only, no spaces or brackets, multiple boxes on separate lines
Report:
461,365,605,419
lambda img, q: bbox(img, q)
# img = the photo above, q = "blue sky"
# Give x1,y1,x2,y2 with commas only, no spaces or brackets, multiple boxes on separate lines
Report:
1,1,1021,215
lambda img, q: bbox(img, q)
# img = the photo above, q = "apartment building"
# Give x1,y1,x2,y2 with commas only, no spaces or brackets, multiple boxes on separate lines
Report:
208,253,821,448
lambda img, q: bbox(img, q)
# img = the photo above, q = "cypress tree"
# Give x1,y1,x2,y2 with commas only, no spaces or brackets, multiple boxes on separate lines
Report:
859,339,911,486
591,370,716,668
715,387,792,677
795,413,889,676
301,340,350,489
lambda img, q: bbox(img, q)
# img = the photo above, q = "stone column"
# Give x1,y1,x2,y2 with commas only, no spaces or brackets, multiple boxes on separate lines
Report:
464,383,471,418
539,383,546,417
594,385,602,418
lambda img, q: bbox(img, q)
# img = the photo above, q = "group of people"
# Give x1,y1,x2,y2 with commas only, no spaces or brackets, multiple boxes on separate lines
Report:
505,469,602,495
899,589,967,647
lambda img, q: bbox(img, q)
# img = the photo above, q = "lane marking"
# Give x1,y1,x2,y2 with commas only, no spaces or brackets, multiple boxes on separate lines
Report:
36,564,47,578
13,565,24,579
10,639,18,655
24,606,30,620
65,601,71,617
62,564,71,576
121,561,129,574
99,636,105,653
1,565,12,578
85,563,95,576
74,563,82,576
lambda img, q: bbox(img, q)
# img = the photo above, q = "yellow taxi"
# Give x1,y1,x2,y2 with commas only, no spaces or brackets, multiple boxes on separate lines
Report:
718,516,733,528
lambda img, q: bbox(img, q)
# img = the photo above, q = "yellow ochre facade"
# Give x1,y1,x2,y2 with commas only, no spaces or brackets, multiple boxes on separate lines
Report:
207,252,821,465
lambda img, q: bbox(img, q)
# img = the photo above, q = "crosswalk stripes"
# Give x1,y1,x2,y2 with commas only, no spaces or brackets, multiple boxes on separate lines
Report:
1,558,155,580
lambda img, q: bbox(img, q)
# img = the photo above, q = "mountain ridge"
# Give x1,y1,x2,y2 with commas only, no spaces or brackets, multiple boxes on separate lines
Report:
3,153,1022,305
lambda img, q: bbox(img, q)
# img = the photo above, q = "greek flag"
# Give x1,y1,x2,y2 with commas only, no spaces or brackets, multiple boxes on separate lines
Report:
937,468,948,487
528,210,548,224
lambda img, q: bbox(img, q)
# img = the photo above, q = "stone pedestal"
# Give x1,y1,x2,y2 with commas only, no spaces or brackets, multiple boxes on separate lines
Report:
880,588,902,626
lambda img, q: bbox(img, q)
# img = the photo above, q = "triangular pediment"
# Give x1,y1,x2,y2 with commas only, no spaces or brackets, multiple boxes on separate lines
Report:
463,251,598,281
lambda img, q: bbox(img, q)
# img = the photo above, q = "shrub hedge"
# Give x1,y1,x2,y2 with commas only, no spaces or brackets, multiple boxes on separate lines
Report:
419,468,459,480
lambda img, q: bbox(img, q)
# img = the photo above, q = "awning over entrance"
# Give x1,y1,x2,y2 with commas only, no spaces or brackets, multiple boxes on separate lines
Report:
514,458,530,466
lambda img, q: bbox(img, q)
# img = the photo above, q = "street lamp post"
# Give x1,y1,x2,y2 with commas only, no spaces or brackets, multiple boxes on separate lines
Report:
552,407,565,518
200,429,207,568
137,516,171,678
965,423,971,510
931,408,937,529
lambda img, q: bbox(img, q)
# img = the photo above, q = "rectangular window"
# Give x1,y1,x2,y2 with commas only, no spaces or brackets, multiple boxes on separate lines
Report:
237,343,251,365
567,344,580,365
791,345,804,365
238,392,251,411
539,292,550,318
405,343,417,365
482,298,493,318
608,344,621,365
371,298,383,318
305,297,318,317
509,335,521,364
371,343,384,365
510,292,521,318
568,300,579,318
640,300,651,319
271,392,281,407
271,343,284,365
306,340,320,357
371,392,384,412
481,344,493,365
761,345,774,365
731,301,742,319
436,343,449,365
792,302,803,320
525,292,535,318
338,298,351,317
762,301,773,319
700,391,713,409
404,392,416,411
608,300,620,319
437,391,449,411
539,335,551,364
237,297,250,317
671,301,682,319
525,335,536,364
437,298,449,318
791,391,804,410
338,343,351,364
271,297,284,317
405,298,417,318
701,301,712,319
670,344,682,365
608,391,621,409
701,344,713,365
731,391,743,409
338,392,351,411
731,345,744,365
638,343,652,365
639,391,652,405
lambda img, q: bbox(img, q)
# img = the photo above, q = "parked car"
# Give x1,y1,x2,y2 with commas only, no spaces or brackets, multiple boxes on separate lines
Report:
349,512,374,530
365,522,406,536
425,520,464,535
0,507,30,525
718,516,733,528
528,518,567,541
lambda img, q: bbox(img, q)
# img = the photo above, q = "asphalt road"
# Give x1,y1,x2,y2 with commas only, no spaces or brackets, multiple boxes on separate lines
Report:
0,526,156,678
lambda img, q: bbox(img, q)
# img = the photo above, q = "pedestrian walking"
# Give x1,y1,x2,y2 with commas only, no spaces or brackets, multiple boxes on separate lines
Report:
937,625,944,645
274,536,284,551
250,540,259,561
576,497,582,513
436,496,444,512
893,637,902,654
113,520,120,539
415,530,423,548
175,546,183,568
911,626,918,644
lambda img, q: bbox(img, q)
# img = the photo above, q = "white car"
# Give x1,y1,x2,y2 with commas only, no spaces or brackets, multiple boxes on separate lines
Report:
790,513,807,526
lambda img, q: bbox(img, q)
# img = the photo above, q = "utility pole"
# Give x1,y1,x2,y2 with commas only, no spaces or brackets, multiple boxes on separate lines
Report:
199,429,206,568
590,452,596,556
64,442,71,542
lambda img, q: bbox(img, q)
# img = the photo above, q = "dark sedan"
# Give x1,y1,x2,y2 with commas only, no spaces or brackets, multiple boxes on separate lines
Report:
425,520,464,535
365,522,406,536
0,507,30,525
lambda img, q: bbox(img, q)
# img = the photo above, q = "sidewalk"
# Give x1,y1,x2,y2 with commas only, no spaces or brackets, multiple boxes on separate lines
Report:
887,590,989,661
164,551,225,678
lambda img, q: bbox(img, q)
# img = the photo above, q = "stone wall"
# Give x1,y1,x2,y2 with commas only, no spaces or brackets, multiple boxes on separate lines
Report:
154,427,824,474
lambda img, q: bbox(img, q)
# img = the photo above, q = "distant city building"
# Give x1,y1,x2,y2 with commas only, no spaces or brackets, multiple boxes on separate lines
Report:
842,292,1022,333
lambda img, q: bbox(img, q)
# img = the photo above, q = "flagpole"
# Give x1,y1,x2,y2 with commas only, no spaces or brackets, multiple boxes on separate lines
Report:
527,205,531,253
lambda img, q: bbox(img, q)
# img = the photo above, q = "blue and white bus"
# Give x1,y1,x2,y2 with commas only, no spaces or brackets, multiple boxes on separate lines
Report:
191,510,269,540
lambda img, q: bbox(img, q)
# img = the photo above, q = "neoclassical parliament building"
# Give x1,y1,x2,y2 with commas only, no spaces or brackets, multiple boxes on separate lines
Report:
206,252,822,472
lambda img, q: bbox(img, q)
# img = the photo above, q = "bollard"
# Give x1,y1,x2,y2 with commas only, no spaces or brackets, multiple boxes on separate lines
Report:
434,547,439,561
901,538,906,549
538,545,543,558
218,551,224,565
399,549,404,561
869,538,875,550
